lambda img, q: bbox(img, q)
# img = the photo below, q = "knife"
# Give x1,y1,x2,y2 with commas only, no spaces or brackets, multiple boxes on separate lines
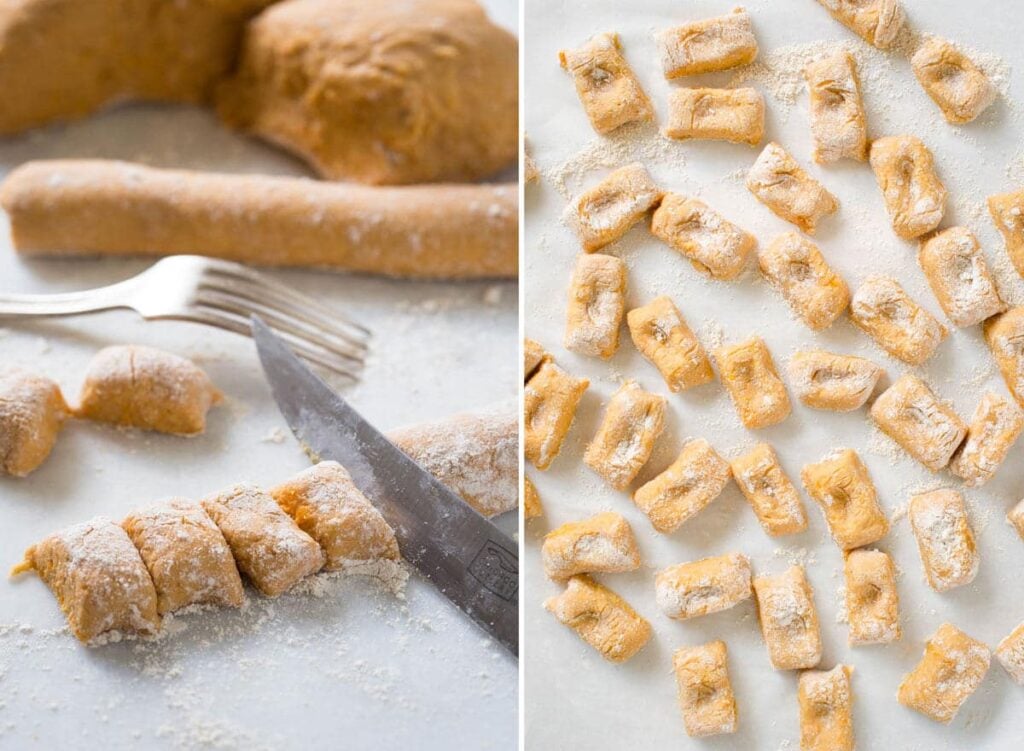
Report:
251,316,519,656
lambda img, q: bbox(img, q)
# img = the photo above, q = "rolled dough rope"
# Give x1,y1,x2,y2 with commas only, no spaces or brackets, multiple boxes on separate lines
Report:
0,0,273,135
386,402,517,518
0,160,519,279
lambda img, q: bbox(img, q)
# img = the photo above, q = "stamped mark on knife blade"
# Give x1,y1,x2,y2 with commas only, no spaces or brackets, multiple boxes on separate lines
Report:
468,539,519,602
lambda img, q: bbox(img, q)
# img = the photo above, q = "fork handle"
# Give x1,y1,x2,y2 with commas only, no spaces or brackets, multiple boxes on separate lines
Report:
0,281,134,317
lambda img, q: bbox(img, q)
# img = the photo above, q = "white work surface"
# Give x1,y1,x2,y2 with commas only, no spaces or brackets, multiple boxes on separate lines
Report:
525,0,1024,749
0,1,518,748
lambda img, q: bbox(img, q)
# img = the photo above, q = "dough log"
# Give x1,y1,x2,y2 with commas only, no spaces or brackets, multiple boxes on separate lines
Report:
0,160,518,279
387,403,517,518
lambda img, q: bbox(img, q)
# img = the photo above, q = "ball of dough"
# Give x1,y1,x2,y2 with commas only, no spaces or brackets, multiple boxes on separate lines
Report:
216,0,519,185
0,0,273,135
0,368,68,477
75,345,222,436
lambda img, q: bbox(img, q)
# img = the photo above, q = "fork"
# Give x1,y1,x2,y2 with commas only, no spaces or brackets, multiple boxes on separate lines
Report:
0,255,369,380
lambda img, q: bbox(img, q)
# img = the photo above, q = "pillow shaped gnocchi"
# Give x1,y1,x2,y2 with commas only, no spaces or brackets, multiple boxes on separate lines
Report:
0,368,69,477
75,345,222,435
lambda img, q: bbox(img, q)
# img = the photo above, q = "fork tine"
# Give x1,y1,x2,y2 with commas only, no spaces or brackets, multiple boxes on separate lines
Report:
196,290,366,366
201,260,371,341
165,307,362,381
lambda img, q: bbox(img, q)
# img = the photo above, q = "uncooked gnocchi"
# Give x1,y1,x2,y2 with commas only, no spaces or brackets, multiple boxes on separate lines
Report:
559,33,654,134
524,361,590,470
541,512,641,580
0,368,68,477
565,253,627,359
870,374,965,471
746,142,838,234
911,36,996,124
869,135,947,240
655,552,752,621
663,87,764,145
626,296,714,391
949,391,1023,486
898,623,990,724
996,622,1024,685
650,194,755,280
673,641,738,738
787,350,884,412
918,226,1005,328
633,438,732,533
804,51,868,163
545,574,652,663
985,306,1024,405
730,443,808,537
583,380,666,490
714,337,791,429
988,188,1024,277
908,489,978,592
655,8,758,78
798,665,855,751
801,449,889,551
76,345,222,435
849,276,947,365
569,163,662,252
753,565,822,671
815,0,904,49
757,232,849,331
844,549,900,646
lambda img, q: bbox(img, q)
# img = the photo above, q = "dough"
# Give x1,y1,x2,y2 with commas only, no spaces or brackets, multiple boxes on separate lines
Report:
75,345,222,436
122,498,245,615
12,517,160,643
0,160,518,279
270,461,400,568
201,483,324,597
216,0,518,185
0,368,68,477
0,0,272,135
387,403,517,518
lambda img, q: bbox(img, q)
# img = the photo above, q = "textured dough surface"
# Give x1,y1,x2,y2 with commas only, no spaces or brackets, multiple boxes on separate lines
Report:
0,160,518,279
0,0,273,135
216,0,518,185
0,368,68,477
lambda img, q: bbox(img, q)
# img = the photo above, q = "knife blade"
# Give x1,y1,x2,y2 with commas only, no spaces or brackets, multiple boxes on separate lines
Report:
251,316,519,656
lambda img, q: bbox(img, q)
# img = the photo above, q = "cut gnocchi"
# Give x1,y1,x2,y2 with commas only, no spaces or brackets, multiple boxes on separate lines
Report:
870,374,966,472
524,361,590,470
988,188,1024,277
757,232,849,330
996,622,1024,685
949,391,1023,486
918,226,1005,328
753,565,823,670
633,438,732,533
849,276,947,365
664,87,764,145
565,253,627,359
0,368,68,477
655,553,752,621
583,380,666,490
650,194,755,280
714,337,791,429
673,640,739,738
801,449,889,550
908,489,979,592
545,574,652,663
569,163,662,252
542,512,641,580
627,296,714,391
815,0,904,49
787,350,884,412
869,135,947,240
559,33,654,134
844,549,900,646
804,51,868,163
798,665,855,751
730,443,808,537
898,623,990,724
746,142,838,234
911,36,996,124
985,306,1024,405
655,8,758,78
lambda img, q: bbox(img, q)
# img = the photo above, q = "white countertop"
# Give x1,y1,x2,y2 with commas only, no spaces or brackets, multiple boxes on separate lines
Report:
0,1,518,747
524,0,1024,748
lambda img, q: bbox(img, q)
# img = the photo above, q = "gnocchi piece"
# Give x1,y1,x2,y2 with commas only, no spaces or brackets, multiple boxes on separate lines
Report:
908,489,978,592
655,8,758,78
950,392,1023,486
801,449,889,550
730,443,808,537
673,641,739,738
787,350,884,412
633,438,732,533
544,574,652,663
1007,496,1024,542
870,375,966,471
559,33,654,134
542,512,640,580
626,296,714,391
569,163,663,252
869,135,947,239
911,37,996,124
988,188,1024,277
757,232,850,330
995,622,1024,685
844,549,900,645
524,338,550,383
0,368,68,477
898,623,990,724
564,253,627,359
798,665,855,751
663,87,764,145
523,476,543,520
270,461,399,569
918,227,1005,327
985,307,1024,405
849,276,947,365
655,553,752,621
650,194,755,280
524,361,590,470
583,380,666,490
815,0,904,49
76,345,222,435
12,517,160,643
714,337,791,429
746,142,838,234
122,499,244,615
753,565,823,671
201,483,325,597
804,51,868,163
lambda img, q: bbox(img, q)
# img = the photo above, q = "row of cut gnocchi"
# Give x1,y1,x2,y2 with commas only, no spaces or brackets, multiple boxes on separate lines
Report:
10,461,400,643
0,344,222,477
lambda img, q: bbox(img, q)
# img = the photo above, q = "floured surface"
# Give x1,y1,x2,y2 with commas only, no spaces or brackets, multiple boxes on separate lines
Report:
0,1,516,745
525,0,1024,748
